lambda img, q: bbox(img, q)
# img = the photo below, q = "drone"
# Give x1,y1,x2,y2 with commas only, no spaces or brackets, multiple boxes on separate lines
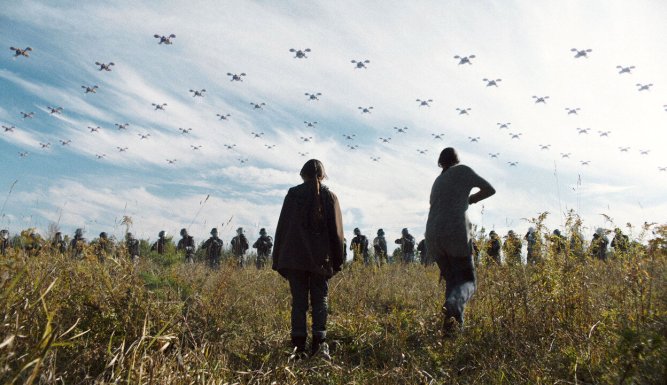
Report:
88,126,101,133
532,96,550,104
304,121,318,128
456,107,471,115
191,145,202,150
95,154,106,159
227,72,246,81
223,144,236,150
636,83,653,91
454,55,475,65
117,146,128,152
658,167,667,172
538,144,551,150
216,113,231,120
618,147,630,152
95,61,115,71
347,144,359,150
416,149,428,154
189,89,206,97
565,107,580,115
580,160,591,166
342,134,356,140
250,102,266,109
59,139,71,146
639,149,650,155
497,122,511,129
238,158,249,164
509,132,522,139
178,127,192,134
154,34,176,45
138,133,151,139
20,111,34,119
351,59,370,69
576,128,590,134
298,152,309,157
379,137,391,143
10,46,32,58
431,133,444,139
47,106,63,114
358,106,373,114
265,144,276,149
166,159,177,164
561,153,572,158
483,78,502,87
290,48,311,58
489,153,500,158
598,130,611,137
152,103,167,110
82,85,99,94
300,136,313,142
571,48,592,58
370,156,381,162
305,92,321,101
394,126,408,133
2,125,15,132
251,132,264,138
39,142,51,149
507,161,519,167
468,136,480,142
115,123,129,130
416,98,433,107
19,152,29,158
616,65,635,74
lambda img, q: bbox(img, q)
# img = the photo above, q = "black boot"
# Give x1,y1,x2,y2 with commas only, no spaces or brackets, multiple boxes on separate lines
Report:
310,335,331,360
291,336,307,359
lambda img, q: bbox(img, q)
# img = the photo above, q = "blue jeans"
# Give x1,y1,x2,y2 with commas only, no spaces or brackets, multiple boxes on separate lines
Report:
437,253,476,325
286,270,329,339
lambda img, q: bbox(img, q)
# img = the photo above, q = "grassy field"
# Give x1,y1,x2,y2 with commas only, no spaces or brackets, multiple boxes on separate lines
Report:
1,225,666,384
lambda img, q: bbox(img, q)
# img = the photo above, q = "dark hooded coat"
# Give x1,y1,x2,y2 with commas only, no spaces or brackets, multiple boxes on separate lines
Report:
272,181,344,278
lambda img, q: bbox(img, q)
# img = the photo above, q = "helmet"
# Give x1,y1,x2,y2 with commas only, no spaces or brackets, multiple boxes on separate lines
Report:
402,228,409,235
553,229,561,236
259,228,267,235
489,230,497,236
528,227,535,233
180,228,188,236
236,227,243,234
508,230,515,236
159,230,165,237
354,227,360,235
99,232,108,239
75,228,83,237
377,228,384,236
126,232,134,240
595,228,605,236
0,229,8,239
210,228,218,235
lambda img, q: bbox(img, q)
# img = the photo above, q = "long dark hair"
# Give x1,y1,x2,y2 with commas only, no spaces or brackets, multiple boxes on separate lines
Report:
300,159,328,233
438,147,460,172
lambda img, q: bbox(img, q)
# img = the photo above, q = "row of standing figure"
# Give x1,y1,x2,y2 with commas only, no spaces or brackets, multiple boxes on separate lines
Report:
349,227,428,265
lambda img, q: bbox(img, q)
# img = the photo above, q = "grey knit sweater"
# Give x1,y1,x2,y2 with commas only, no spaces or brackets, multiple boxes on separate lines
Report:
425,164,495,259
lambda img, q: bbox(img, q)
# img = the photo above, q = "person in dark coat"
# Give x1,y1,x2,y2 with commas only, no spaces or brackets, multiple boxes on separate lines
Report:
272,159,344,359
611,228,629,255
373,229,388,265
0,229,11,256
177,228,196,263
350,227,370,264
52,232,68,254
590,228,609,261
253,228,273,269
231,227,249,267
485,230,501,264
151,230,168,255
70,228,86,259
395,228,416,263
94,232,113,262
125,232,140,262
418,238,431,266
549,229,566,257
425,147,495,335
202,228,224,268
503,230,522,265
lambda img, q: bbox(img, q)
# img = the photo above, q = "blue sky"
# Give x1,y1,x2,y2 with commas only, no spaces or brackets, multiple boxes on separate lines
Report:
1,0,666,244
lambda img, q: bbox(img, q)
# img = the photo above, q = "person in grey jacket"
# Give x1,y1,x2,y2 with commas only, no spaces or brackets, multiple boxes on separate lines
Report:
272,159,344,359
425,147,496,335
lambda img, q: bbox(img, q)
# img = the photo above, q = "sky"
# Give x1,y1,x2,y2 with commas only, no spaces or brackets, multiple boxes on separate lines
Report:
1,0,666,245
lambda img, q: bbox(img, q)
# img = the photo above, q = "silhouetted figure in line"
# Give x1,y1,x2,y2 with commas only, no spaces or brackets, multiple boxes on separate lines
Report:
524,227,540,264
350,227,370,264
231,227,249,267
70,228,86,259
373,229,388,265
177,228,196,263
503,230,522,265
202,228,224,268
395,228,416,263
549,229,566,257
611,228,629,255
425,147,495,335
95,232,113,262
590,228,609,261
253,228,273,269
273,159,344,359
126,232,140,262
25,232,42,257
151,230,168,255
52,232,67,254
486,230,501,264
0,229,10,256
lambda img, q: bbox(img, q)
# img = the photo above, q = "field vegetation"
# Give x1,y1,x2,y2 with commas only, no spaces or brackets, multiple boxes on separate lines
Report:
1,219,666,384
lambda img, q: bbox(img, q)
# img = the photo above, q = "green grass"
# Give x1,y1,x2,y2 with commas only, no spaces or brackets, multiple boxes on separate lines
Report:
0,225,665,384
